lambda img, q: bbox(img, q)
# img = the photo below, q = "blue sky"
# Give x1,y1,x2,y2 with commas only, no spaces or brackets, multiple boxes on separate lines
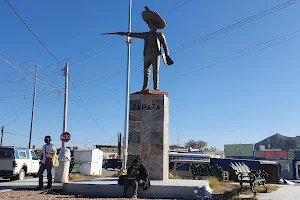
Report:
1,0,300,150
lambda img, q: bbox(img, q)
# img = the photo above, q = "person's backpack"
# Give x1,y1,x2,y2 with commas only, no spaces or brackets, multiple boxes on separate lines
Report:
118,175,127,185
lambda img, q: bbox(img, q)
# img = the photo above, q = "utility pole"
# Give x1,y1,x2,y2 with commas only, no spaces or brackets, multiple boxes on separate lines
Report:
123,0,133,171
54,63,70,183
118,132,122,159
28,65,38,149
62,63,69,148
1,126,4,146
176,124,180,147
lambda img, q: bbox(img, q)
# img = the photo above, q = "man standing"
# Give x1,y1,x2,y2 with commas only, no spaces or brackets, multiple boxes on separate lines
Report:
105,6,174,91
36,135,56,190
122,158,150,198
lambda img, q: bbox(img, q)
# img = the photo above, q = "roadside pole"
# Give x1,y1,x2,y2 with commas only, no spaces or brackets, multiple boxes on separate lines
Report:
123,0,133,172
54,63,71,183
28,64,38,149
0,126,4,145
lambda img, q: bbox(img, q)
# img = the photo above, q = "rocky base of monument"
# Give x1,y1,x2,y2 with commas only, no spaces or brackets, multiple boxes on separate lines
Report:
63,178,212,199
128,89,169,180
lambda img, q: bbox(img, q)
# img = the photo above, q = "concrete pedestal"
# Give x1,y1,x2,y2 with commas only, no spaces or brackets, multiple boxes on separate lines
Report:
128,90,169,180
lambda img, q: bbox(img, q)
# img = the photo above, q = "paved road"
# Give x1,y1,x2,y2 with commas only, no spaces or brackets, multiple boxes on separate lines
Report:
258,185,300,200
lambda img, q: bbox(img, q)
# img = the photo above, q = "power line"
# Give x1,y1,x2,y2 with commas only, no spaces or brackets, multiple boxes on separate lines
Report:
39,0,190,74
69,88,123,100
70,79,114,140
4,131,116,145
67,0,300,87
177,29,300,75
179,32,300,76
0,53,62,93
172,0,300,53
5,131,60,141
0,98,26,121
0,100,31,125
4,0,60,63
69,29,300,100
68,0,190,67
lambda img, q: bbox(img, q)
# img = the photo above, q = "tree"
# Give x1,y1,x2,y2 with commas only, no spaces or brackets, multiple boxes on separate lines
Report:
209,147,218,152
184,139,207,149
169,145,183,150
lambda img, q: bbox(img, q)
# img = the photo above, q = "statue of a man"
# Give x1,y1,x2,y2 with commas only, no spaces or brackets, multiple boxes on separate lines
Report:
105,7,174,91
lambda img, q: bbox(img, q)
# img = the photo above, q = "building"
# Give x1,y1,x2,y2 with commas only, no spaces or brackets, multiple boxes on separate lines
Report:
224,143,300,180
224,144,254,159
254,150,300,180
95,145,120,159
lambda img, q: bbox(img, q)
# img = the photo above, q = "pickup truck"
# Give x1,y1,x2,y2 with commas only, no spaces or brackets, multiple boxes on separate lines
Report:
103,159,122,169
0,147,40,180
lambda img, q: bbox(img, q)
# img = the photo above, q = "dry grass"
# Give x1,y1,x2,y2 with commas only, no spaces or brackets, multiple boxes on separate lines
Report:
69,172,118,181
239,184,279,195
205,177,233,191
169,173,183,179
232,195,258,200
228,184,279,200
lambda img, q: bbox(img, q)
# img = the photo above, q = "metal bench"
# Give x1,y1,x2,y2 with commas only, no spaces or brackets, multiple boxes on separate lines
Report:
230,162,268,195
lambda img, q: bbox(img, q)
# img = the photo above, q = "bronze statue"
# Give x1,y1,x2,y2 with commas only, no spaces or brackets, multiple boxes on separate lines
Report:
102,6,174,91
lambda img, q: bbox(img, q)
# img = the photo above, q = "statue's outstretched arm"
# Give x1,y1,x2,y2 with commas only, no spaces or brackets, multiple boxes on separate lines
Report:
119,32,145,39
158,33,169,55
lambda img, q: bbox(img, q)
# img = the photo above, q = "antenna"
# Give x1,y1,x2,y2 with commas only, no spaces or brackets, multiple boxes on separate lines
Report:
176,124,180,147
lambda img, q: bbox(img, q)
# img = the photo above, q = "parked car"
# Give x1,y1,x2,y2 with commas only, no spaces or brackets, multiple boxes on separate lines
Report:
169,159,210,178
102,159,108,167
103,159,122,169
0,147,40,180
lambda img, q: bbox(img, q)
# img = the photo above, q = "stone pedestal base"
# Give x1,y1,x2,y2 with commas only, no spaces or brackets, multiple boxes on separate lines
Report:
128,90,169,180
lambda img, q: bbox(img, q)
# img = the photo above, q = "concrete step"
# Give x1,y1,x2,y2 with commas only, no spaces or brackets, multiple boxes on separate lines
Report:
63,178,212,199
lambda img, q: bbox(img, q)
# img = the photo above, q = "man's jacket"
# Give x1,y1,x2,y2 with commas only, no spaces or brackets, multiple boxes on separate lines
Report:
127,164,151,190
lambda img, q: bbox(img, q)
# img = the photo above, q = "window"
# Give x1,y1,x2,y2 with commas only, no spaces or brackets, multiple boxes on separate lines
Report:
0,150,12,158
30,151,38,160
18,151,27,159
169,162,175,170
175,163,190,171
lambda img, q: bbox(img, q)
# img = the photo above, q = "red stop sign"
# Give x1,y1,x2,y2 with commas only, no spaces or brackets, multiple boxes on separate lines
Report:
60,132,71,142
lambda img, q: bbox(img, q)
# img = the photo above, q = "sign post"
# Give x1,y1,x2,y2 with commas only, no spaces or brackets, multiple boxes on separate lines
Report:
54,132,71,183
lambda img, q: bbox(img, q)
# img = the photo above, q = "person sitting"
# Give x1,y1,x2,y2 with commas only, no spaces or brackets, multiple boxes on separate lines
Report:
122,158,150,198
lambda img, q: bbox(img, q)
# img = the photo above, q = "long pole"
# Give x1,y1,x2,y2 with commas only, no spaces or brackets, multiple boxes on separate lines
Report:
62,63,69,148
54,63,69,184
1,126,4,145
118,132,121,159
123,0,132,170
28,65,38,149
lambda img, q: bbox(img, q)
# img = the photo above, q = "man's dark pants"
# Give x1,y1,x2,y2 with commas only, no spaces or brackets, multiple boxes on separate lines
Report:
37,163,52,187
123,178,144,196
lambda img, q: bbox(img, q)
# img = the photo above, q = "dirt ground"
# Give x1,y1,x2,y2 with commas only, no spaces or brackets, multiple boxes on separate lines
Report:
0,186,256,200
0,189,169,200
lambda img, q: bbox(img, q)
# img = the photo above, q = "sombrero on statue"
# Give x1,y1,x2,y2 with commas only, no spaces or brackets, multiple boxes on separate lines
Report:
142,6,166,29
